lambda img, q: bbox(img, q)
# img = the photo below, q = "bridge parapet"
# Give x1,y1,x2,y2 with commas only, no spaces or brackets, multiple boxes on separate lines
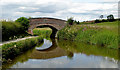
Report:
29,17,66,30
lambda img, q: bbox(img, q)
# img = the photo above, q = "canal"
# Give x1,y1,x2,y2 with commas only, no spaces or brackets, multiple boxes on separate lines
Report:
2,38,119,68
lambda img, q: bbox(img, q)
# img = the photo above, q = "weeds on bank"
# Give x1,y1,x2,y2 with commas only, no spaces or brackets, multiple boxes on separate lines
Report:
58,21,118,49
1,36,43,63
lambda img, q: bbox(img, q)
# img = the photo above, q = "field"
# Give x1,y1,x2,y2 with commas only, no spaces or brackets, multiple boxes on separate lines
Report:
57,20,119,49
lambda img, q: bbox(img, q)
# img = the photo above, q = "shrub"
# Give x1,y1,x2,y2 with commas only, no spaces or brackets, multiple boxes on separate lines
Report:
67,17,74,25
57,23,118,49
2,36,43,63
74,20,80,24
95,19,101,23
2,21,28,41
107,14,115,22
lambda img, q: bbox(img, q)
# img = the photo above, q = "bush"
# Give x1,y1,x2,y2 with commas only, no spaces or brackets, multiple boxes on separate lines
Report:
2,21,27,41
57,24,118,49
95,19,101,23
2,36,43,63
107,14,115,22
67,17,74,25
15,17,29,31
74,20,80,24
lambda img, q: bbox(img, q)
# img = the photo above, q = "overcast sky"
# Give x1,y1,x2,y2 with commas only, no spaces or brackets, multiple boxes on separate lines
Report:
0,0,119,21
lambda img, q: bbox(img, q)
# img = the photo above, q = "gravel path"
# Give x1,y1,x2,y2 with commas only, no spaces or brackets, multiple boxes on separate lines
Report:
0,36,38,46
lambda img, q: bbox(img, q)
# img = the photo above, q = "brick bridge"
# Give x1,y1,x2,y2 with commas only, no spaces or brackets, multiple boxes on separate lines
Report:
28,17,67,38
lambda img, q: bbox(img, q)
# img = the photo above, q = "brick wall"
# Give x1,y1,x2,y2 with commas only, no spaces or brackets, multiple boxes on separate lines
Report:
28,18,67,30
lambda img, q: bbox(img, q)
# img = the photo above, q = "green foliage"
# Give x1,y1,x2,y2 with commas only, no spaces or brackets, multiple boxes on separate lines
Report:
15,17,29,31
107,14,115,22
57,21,118,49
33,28,52,38
74,20,80,24
67,17,74,25
99,15,104,19
95,19,101,23
1,36,43,63
2,21,29,41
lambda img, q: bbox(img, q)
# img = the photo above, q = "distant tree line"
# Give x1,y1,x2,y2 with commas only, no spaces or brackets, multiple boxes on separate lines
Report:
95,14,117,23
67,14,118,25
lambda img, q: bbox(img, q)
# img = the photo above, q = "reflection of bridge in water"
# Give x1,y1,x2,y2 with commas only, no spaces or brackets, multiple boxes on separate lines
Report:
28,39,73,59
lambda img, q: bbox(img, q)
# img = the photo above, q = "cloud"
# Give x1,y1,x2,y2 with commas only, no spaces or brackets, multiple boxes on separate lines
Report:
18,2,69,13
0,0,118,21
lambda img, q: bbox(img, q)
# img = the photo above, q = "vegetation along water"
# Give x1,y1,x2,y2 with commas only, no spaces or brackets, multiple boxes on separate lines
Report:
1,16,120,68
57,19,119,49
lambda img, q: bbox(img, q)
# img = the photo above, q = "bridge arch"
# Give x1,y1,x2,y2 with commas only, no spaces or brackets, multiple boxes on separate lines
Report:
28,17,67,38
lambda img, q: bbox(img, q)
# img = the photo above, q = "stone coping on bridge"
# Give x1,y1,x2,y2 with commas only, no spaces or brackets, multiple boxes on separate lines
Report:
29,17,66,21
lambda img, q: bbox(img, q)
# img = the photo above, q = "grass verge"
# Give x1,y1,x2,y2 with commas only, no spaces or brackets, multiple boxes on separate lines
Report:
57,21,118,49
1,36,43,63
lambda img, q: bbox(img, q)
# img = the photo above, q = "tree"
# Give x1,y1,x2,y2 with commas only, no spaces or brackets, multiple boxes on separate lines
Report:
15,17,29,31
95,19,101,23
107,14,114,22
67,17,74,25
100,15,103,19
76,21,80,24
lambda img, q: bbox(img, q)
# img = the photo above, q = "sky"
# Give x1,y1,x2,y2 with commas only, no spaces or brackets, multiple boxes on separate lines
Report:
0,0,119,21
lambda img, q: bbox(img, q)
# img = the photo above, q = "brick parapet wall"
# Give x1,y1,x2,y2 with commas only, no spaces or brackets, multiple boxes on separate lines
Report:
28,18,67,30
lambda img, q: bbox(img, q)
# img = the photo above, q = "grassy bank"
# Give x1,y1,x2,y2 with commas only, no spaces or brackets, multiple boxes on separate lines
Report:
33,28,52,38
1,36,43,63
1,21,30,41
58,20,118,49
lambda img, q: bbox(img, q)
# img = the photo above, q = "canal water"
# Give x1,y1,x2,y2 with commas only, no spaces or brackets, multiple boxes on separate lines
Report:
2,38,119,68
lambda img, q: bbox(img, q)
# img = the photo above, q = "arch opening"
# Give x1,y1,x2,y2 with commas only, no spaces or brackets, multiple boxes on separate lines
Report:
34,25,58,39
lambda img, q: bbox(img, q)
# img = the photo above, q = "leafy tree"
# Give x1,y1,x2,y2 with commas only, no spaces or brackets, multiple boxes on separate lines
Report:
76,21,80,24
74,20,79,24
15,17,29,31
107,14,114,22
95,19,101,23
67,17,74,25
100,15,103,19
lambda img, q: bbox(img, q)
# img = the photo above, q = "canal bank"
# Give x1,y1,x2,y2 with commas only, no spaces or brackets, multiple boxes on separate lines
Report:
2,38,119,68
57,20,119,49
1,36,43,63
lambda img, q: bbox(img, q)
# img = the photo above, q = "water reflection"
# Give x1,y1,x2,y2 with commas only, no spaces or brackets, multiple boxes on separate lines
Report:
36,39,52,50
2,38,119,68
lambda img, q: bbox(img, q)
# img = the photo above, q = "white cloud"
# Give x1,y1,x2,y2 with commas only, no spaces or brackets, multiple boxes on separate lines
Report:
0,0,118,21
